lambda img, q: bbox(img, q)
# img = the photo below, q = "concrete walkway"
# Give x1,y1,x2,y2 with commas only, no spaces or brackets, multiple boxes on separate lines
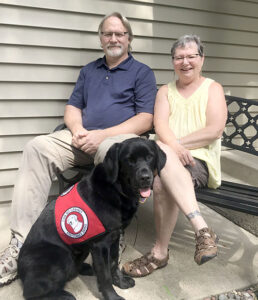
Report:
0,197,258,300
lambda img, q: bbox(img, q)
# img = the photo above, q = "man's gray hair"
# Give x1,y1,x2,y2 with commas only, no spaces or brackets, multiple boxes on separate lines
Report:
171,34,204,58
98,12,133,51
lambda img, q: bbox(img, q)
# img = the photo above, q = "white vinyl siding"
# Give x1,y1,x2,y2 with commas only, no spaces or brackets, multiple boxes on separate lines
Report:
0,0,258,204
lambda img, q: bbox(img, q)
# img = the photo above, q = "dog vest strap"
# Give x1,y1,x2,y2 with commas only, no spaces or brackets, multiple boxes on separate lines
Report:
55,183,106,245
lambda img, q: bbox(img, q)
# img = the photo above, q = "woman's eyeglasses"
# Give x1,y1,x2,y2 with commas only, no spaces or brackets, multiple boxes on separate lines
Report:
173,54,200,63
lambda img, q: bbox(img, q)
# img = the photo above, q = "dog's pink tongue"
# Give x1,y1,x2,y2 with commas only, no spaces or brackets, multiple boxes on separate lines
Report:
140,188,151,198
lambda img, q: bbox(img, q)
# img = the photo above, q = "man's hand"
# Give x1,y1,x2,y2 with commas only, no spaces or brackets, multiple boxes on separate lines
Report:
75,130,107,155
173,143,195,167
72,128,89,149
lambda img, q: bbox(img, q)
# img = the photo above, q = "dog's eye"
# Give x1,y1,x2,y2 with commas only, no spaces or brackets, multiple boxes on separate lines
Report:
146,154,153,161
128,157,135,164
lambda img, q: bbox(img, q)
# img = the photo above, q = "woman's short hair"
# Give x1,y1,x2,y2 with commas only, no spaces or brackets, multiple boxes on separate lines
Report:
171,34,204,58
98,12,134,51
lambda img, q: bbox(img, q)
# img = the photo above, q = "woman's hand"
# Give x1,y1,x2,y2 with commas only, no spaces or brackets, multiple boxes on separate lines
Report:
172,142,196,167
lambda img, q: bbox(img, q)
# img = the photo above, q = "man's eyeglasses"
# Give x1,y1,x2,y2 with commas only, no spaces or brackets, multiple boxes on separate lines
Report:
173,54,200,63
101,32,129,39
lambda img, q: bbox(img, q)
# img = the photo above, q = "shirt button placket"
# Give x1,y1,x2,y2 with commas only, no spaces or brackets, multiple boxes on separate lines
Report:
106,70,110,80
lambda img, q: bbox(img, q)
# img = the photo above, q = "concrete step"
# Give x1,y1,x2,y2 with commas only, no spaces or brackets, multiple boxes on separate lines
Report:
1,199,258,300
221,149,258,187
212,148,258,237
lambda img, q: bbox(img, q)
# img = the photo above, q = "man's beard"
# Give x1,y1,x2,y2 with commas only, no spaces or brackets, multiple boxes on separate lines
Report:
106,45,124,57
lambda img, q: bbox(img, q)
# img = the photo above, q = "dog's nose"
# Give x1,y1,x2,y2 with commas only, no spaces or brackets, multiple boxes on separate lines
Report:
140,171,151,184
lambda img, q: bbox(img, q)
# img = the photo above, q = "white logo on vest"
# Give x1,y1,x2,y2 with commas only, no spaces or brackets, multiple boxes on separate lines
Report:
61,207,88,239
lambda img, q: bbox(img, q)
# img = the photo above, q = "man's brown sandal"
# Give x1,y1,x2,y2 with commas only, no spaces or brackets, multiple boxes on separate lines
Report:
194,227,219,265
122,252,169,277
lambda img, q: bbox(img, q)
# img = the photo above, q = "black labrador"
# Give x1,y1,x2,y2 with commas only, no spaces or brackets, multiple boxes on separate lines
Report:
18,137,166,300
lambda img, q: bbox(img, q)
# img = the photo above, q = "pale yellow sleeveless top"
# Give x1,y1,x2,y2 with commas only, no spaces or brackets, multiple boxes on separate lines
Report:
167,78,221,188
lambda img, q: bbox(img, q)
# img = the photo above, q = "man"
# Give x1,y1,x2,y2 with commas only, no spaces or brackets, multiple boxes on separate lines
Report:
0,12,156,286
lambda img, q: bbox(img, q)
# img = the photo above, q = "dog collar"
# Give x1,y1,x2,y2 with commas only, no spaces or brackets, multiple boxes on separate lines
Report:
55,183,106,245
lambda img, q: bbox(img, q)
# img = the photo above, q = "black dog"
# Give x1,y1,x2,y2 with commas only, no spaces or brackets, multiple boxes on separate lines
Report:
18,138,166,300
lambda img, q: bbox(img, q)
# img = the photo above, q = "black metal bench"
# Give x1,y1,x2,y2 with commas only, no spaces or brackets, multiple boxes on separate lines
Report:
55,95,258,215
195,95,258,216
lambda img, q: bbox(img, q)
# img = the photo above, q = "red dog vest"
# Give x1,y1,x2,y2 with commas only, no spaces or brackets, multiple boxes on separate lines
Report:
55,183,106,245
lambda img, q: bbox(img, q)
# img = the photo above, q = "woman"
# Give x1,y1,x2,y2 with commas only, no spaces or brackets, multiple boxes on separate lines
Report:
122,34,227,277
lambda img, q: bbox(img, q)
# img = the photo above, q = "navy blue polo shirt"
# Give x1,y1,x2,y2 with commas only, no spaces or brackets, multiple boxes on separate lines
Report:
67,54,157,130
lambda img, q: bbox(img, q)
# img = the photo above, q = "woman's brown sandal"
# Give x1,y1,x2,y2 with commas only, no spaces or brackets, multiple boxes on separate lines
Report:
122,251,169,277
194,227,219,265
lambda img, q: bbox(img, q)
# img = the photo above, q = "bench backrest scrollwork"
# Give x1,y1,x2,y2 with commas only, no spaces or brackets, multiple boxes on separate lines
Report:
223,95,258,156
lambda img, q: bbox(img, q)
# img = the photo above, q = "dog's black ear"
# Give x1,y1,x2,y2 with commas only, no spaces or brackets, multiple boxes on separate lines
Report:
102,142,121,184
151,140,167,175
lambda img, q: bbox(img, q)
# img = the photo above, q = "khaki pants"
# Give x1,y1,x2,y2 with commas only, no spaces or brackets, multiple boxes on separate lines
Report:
10,129,137,240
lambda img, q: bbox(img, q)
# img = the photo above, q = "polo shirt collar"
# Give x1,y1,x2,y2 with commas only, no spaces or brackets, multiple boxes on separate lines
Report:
97,53,133,70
